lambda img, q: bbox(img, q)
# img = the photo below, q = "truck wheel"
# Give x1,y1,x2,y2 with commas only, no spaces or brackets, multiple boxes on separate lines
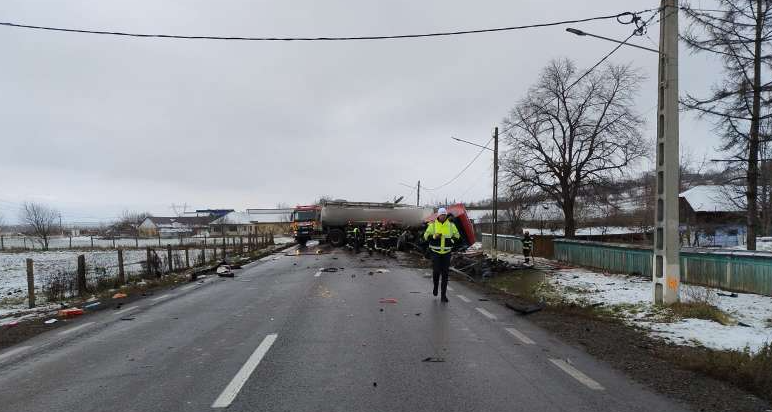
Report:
328,229,347,247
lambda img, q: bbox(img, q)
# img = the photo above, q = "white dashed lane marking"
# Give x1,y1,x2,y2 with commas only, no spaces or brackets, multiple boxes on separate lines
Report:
212,333,278,408
151,294,172,302
0,346,31,361
505,327,536,345
475,307,497,320
57,322,95,336
549,359,605,390
115,305,139,315
455,295,471,303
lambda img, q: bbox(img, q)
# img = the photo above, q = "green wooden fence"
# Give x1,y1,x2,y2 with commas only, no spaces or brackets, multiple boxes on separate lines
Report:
554,239,772,296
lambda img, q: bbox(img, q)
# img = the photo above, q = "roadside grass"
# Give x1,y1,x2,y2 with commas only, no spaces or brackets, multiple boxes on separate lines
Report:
0,295,27,306
677,342,772,402
479,268,772,405
666,301,734,325
485,269,544,295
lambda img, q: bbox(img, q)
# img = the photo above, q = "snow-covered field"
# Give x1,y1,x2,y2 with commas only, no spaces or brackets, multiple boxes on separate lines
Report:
1,235,293,250
547,268,772,352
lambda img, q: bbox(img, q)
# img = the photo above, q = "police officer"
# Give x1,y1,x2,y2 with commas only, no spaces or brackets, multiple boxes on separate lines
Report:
522,230,533,264
423,207,460,302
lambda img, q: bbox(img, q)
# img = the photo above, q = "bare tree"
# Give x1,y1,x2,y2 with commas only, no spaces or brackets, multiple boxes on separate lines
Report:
20,202,59,250
502,58,647,237
502,187,538,234
681,1,772,249
113,210,152,238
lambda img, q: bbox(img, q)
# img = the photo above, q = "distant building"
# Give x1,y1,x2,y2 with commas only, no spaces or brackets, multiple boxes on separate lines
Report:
679,185,746,247
209,209,293,236
138,216,215,238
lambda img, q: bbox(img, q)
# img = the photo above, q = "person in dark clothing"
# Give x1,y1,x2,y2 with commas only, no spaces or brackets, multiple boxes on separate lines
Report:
522,231,533,264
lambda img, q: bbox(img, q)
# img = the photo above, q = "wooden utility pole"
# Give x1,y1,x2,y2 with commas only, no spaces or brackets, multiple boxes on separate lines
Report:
77,255,87,296
652,0,680,304
117,249,125,285
492,127,499,257
26,259,35,308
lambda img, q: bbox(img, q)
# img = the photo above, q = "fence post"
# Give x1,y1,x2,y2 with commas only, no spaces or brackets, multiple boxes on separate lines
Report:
26,258,35,308
23,237,27,249
117,249,125,285
185,248,190,268
135,235,139,248
113,237,116,249
167,244,173,272
69,236,72,249
90,235,94,248
239,237,243,254
0,235,3,250
158,234,161,247
77,255,87,296
146,248,153,277
201,248,206,266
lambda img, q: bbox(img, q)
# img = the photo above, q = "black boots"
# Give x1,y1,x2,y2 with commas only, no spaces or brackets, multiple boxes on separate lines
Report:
433,284,438,296
441,295,449,303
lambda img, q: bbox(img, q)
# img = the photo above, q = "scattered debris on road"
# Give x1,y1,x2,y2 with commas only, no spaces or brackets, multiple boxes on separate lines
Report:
112,293,127,299
58,308,84,318
505,302,544,315
422,357,445,362
44,319,58,324
379,298,398,304
320,268,338,272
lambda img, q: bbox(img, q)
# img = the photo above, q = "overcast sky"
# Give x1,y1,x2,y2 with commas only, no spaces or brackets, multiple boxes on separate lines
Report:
0,0,724,224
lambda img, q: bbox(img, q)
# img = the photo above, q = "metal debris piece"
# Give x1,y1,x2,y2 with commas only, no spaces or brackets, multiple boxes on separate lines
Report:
422,357,445,362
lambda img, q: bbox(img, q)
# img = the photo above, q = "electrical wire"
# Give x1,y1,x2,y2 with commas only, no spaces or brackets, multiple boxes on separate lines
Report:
0,8,660,42
499,8,661,137
423,136,494,191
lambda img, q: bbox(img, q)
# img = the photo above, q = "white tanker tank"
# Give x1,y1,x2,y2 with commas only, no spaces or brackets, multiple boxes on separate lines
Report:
320,201,434,228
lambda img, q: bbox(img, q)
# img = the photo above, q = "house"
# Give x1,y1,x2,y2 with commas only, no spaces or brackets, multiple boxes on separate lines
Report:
138,216,215,238
209,209,293,237
246,208,293,234
679,185,746,247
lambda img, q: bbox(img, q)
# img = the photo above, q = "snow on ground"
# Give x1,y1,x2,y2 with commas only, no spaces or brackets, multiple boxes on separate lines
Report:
547,268,772,352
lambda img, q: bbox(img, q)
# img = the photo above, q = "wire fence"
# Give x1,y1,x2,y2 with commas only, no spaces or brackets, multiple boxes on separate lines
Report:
0,234,292,252
0,236,279,308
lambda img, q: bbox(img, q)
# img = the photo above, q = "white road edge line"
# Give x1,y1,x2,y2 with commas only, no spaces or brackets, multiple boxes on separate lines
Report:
151,294,172,302
475,307,497,320
115,305,139,315
181,284,198,291
446,286,454,291
212,333,278,408
548,358,605,390
505,327,536,345
0,345,31,361
456,294,471,303
57,322,95,336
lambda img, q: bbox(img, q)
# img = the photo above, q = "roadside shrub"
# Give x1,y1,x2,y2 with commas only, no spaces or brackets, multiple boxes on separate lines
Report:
42,269,78,302
679,343,772,402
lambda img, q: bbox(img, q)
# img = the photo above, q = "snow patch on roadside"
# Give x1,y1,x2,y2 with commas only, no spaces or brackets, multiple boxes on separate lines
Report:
546,268,772,352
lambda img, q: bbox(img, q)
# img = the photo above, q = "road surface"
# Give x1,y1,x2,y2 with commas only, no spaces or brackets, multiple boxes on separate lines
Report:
0,245,689,411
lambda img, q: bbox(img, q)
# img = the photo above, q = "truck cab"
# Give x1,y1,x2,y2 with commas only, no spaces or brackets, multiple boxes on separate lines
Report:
291,205,322,246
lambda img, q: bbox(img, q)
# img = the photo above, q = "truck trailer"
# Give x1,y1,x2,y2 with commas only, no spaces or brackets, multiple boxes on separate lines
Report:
290,201,476,252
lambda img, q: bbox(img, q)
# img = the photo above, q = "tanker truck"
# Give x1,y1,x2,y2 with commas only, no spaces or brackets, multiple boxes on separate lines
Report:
290,200,476,251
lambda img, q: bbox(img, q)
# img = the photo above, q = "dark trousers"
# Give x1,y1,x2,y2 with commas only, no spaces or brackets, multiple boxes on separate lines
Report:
431,252,452,296
523,248,532,262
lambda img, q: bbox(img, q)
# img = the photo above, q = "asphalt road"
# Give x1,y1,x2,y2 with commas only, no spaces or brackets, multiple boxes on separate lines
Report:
0,245,690,412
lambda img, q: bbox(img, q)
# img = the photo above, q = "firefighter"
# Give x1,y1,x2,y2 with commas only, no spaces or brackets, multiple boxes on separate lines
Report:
522,230,533,264
423,207,460,302
352,225,361,254
365,222,375,254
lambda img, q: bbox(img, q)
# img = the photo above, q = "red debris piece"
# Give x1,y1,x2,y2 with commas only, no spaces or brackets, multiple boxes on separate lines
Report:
58,308,84,318
379,298,398,304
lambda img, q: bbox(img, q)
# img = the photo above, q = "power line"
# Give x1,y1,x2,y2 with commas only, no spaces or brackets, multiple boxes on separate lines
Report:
0,9,659,42
499,8,660,137
424,136,494,191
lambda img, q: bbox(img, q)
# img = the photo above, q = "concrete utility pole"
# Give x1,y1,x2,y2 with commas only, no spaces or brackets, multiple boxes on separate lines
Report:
492,127,499,257
652,0,680,304
416,180,421,206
